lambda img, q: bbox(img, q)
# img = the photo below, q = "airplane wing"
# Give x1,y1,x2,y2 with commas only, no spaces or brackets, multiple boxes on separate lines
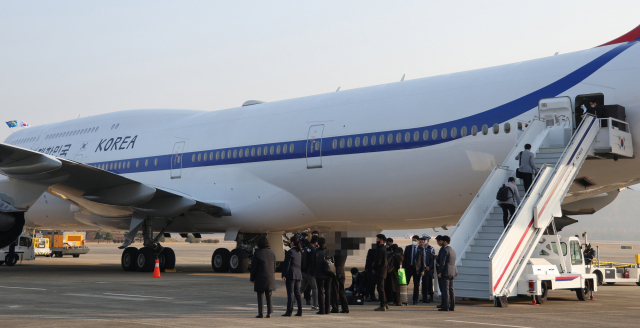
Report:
0,142,225,218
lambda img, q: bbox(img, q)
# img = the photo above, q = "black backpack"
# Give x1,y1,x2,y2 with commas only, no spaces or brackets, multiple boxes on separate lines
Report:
496,184,512,202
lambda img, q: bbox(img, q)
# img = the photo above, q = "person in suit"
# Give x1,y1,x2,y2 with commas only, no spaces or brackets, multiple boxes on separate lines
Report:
300,235,319,310
515,144,538,193
372,234,388,311
364,246,378,302
437,235,457,312
250,236,276,318
330,253,349,313
300,232,312,305
435,235,444,308
385,244,402,306
314,237,333,315
421,236,436,303
282,235,303,317
498,177,522,227
402,235,425,305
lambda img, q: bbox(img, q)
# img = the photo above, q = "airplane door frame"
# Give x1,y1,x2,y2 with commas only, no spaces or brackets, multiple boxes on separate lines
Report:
306,125,324,169
171,141,185,179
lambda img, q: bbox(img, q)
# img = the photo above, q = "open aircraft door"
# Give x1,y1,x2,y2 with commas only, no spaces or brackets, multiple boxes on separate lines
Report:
306,125,324,169
171,141,185,179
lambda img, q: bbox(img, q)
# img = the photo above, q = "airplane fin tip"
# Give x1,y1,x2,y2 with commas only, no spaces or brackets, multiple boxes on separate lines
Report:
598,24,640,47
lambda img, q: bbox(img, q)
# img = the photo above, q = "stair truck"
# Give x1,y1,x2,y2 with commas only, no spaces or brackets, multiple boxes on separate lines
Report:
0,233,35,266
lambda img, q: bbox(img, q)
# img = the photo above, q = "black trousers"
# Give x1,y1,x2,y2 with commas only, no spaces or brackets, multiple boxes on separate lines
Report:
441,277,455,310
365,271,376,299
405,267,422,302
522,172,533,193
375,275,386,307
422,269,434,299
285,279,302,314
304,284,311,301
316,278,332,314
330,275,349,312
385,274,400,304
499,203,516,227
257,291,272,316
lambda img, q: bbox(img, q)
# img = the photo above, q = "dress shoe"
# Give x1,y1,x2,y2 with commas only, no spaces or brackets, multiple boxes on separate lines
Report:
374,306,386,311
311,306,319,310
438,308,449,312
255,314,263,318
265,314,271,318
449,308,455,311
282,313,292,317
340,309,349,313
412,301,418,305
295,312,303,316
316,311,324,315
330,308,339,313
436,305,442,308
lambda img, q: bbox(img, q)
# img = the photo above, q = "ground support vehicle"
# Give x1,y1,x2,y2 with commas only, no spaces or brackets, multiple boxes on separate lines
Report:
36,231,90,258
588,248,640,286
0,233,35,266
515,235,597,304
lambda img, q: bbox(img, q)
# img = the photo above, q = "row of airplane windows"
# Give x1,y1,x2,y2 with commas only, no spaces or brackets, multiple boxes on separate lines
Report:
94,158,160,171
331,122,511,149
46,126,99,140
185,143,297,163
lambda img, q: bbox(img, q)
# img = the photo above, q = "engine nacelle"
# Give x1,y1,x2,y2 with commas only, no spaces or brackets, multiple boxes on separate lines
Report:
0,212,25,248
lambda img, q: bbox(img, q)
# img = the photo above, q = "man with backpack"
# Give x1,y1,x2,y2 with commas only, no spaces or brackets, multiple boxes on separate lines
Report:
515,144,538,193
301,235,319,310
497,177,521,227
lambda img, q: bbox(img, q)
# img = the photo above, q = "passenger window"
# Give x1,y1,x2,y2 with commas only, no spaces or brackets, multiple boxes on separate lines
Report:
290,143,294,153
423,130,429,141
441,128,447,139
233,149,237,158
216,151,220,160
257,147,262,156
379,134,385,145
276,145,281,154
145,159,149,167
347,138,352,148
363,136,368,146
198,153,202,161
451,127,457,138
413,131,419,142
493,123,499,134
127,161,130,169
388,133,393,144
432,129,438,140
282,145,287,154
482,124,488,135
355,137,360,147
109,163,113,170
239,149,243,158
504,122,511,133
250,148,255,157
192,154,196,162
371,135,376,145
332,139,338,149
269,146,274,155
461,126,467,137
222,151,226,159
228,150,232,158
471,125,478,136
154,158,158,166
245,149,249,157
136,160,139,168
404,132,410,142
264,146,268,155
340,138,345,148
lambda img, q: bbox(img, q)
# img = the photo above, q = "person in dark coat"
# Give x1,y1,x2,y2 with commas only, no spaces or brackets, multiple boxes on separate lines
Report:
403,234,425,305
330,254,349,313
437,235,457,312
301,235,318,310
385,244,402,306
364,246,378,302
300,233,312,305
372,234,388,311
421,235,436,303
282,235,303,316
314,237,333,315
250,236,276,318
435,235,444,308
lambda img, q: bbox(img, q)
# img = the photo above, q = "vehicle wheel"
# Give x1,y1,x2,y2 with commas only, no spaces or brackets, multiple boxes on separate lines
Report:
535,281,549,304
595,271,603,286
212,248,230,273
576,280,592,301
229,249,250,273
73,254,79,258
5,254,19,266
160,247,176,271
137,247,156,272
636,282,640,287
606,282,615,285
121,247,139,271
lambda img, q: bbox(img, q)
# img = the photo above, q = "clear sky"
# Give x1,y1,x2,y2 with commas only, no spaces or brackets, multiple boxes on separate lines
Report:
1,0,639,141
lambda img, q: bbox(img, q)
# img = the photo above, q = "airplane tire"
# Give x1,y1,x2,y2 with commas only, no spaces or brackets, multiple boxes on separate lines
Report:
229,249,250,273
212,248,230,273
121,247,139,271
5,254,19,266
535,281,548,304
160,247,176,271
137,247,156,272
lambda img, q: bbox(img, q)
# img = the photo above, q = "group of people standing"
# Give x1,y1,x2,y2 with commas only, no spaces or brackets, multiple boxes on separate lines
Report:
249,231,458,318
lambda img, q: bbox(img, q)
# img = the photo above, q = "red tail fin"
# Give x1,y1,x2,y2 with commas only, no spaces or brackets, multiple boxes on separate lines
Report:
598,24,640,47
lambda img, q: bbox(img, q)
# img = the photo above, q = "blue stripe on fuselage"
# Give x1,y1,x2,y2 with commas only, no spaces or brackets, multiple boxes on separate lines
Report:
89,42,636,175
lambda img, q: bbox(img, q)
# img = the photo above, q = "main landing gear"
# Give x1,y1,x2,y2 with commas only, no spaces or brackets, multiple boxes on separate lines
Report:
212,233,257,273
120,216,176,272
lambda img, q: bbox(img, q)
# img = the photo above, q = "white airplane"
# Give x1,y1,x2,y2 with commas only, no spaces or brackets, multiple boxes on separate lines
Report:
2,25,640,273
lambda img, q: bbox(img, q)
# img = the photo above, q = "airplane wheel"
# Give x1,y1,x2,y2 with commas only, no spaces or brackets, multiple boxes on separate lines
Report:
229,249,250,273
535,281,548,304
137,247,156,272
212,248,230,273
121,247,139,271
160,247,176,271
5,254,19,266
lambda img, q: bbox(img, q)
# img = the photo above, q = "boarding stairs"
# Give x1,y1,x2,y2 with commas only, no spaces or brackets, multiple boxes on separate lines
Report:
448,98,634,302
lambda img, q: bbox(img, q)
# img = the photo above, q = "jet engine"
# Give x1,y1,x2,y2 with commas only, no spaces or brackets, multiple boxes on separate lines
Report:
0,211,25,248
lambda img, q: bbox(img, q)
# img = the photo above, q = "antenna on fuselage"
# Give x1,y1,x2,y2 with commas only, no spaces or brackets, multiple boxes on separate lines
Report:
336,87,340,92
554,52,559,56
401,74,405,81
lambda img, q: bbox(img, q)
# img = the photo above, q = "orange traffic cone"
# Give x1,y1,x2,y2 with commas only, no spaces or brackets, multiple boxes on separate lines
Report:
152,259,162,278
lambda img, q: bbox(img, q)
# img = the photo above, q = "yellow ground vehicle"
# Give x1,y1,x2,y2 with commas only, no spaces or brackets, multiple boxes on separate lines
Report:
35,231,90,258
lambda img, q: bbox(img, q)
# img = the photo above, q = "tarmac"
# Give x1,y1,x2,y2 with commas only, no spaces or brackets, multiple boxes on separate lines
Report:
1,242,639,328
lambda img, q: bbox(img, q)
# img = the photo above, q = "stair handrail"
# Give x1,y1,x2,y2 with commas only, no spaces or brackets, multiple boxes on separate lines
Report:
488,114,596,260
487,163,553,260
